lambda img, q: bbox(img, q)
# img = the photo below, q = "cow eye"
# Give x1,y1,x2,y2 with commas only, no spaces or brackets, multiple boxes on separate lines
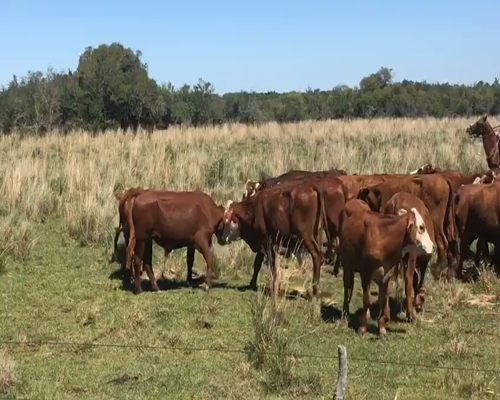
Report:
419,224,425,233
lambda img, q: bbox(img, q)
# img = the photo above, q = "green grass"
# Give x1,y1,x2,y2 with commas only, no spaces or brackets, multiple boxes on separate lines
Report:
1,219,499,399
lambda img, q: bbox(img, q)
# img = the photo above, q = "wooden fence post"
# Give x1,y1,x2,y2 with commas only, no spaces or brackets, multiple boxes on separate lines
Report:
334,345,347,400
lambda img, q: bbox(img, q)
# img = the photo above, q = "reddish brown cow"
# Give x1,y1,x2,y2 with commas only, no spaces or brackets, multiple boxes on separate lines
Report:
125,190,226,294
340,199,434,339
221,180,329,298
383,192,435,320
242,168,347,200
454,182,500,278
357,174,459,280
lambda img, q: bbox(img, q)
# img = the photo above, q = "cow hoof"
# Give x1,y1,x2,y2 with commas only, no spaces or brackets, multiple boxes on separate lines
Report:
201,283,210,292
379,333,387,341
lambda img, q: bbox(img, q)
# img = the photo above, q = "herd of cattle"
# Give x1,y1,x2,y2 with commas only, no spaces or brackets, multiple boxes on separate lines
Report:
111,115,500,339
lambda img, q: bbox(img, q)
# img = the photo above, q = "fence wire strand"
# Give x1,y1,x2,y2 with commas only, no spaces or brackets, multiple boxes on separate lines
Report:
1,339,499,374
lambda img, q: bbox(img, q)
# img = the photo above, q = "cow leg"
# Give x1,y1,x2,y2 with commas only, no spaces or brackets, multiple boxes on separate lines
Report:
142,239,159,292
377,280,390,340
196,237,213,291
133,241,145,294
342,267,354,319
303,237,322,297
476,237,489,268
414,256,428,313
249,252,265,290
405,253,416,322
359,274,371,337
446,239,459,281
457,235,469,281
187,247,195,286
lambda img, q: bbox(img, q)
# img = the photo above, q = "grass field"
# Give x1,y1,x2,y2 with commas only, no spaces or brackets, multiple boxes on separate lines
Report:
1,117,500,399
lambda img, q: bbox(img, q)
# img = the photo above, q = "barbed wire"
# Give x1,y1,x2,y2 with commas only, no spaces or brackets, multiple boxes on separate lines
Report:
1,339,499,374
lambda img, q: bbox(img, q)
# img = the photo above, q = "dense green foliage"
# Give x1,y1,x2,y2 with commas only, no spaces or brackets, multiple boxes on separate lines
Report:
1,42,500,134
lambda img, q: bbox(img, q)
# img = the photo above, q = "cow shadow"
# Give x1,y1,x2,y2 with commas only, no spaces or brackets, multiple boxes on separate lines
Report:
342,297,408,337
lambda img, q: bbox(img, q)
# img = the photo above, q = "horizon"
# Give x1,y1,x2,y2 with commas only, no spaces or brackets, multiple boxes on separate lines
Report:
3,0,500,95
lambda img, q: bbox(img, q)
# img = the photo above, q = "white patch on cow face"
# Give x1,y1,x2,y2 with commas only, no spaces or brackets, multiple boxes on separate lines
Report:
410,207,434,255
409,168,419,175
473,177,481,185
220,207,241,244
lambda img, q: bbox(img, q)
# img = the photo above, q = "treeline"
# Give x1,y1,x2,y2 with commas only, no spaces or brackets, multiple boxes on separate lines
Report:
1,42,500,135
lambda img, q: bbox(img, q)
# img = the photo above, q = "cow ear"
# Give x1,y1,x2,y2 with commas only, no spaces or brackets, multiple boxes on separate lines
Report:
406,211,416,232
481,114,488,122
412,177,424,186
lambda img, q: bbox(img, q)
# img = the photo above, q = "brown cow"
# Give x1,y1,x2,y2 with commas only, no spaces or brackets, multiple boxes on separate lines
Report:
221,180,329,298
357,174,459,280
454,182,500,278
125,189,226,294
242,168,347,200
340,199,434,339
383,192,435,320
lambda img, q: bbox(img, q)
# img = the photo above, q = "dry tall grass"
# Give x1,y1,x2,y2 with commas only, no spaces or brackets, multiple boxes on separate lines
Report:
0,117,495,248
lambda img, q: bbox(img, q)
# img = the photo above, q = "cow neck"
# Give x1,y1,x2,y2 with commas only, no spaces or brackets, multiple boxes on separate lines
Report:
367,213,410,259
481,125,500,171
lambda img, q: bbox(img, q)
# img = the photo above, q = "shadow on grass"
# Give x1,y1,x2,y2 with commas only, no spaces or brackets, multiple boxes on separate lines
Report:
320,297,409,338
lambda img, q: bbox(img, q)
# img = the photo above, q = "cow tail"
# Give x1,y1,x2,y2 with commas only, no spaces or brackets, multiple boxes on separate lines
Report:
316,186,331,248
444,178,459,266
125,196,137,272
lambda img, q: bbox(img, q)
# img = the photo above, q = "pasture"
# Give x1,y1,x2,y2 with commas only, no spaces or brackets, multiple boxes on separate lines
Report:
1,117,500,399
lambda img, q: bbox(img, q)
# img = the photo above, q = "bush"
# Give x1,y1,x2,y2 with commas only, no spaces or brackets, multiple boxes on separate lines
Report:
245,287,294,392
0,215,36,272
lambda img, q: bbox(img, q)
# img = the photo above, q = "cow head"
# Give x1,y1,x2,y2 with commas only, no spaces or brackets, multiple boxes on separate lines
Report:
400,208,435,256
242,180,263,201
466,114,489,138
409,163,438,175
357,187,382,211
219,200,241,244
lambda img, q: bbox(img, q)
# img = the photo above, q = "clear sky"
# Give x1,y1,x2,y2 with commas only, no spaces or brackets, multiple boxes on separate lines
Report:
2,0,499,94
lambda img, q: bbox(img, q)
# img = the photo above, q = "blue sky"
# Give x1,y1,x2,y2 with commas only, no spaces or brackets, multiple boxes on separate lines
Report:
2,0,499,94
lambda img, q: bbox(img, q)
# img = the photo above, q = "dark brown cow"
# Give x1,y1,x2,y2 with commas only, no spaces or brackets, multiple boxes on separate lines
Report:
383,192,435,320
454,182,500,278
125,190,226,294
242,168,347,200
221,180,329,298
340,199,434,339
357,174,459,280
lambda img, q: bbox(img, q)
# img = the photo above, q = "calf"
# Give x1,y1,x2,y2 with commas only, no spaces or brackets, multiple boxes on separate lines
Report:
340,199,434,339
383,192,435,320
221,180,329,298
125,190,226,294
357,174,459,280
